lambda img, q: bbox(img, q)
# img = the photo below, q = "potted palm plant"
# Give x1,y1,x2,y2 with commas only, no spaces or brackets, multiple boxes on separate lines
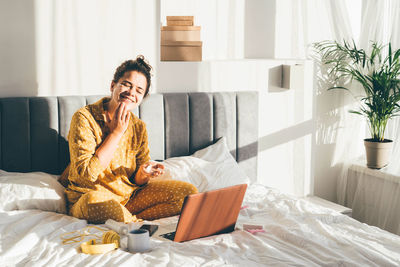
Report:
314,40,400,169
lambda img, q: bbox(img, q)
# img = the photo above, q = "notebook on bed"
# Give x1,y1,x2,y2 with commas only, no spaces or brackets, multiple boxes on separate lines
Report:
155,184,247,242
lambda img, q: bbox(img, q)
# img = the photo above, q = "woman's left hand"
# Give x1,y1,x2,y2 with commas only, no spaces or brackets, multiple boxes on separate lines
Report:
134,161,165,185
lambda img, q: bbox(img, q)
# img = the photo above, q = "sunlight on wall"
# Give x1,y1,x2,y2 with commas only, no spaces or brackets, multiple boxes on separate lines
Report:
258,61,314,196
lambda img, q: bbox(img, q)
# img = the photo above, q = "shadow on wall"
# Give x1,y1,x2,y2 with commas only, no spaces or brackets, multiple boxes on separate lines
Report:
312,55,360,202
0,1,37,97
268,65,288,93
258,120,313,151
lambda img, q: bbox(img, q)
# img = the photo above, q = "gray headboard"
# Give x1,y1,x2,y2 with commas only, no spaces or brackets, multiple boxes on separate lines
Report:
0,92,258,181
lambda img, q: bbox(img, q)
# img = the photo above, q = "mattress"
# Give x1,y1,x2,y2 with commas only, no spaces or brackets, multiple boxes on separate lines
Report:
1,184,399,267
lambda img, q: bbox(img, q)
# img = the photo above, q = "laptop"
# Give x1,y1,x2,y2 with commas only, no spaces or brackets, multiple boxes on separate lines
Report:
155,184,247,242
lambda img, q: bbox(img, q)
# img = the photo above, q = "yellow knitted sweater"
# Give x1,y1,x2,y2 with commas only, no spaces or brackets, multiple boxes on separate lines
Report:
64,97,150,208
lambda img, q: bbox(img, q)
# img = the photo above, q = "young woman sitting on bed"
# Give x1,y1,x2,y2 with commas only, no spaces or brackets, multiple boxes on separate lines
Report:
61,55,198,224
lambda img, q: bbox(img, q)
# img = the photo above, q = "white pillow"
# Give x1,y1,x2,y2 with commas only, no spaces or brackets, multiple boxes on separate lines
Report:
155,137,250,192
0,170,67,214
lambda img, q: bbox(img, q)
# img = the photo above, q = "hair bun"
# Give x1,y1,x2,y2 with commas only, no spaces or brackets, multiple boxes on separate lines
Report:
136,55,152,73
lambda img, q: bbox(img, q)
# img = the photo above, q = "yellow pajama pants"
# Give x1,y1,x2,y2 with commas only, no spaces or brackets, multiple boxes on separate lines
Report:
69,180,198,224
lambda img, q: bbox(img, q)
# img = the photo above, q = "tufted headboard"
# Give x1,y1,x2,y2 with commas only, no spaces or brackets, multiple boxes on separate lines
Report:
0,92,258,182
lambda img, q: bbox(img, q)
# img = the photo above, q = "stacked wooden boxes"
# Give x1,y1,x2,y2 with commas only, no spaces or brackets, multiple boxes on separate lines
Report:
161,16,202,61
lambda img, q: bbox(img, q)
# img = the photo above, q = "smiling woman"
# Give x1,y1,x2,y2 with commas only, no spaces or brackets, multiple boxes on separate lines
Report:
62,55,198,224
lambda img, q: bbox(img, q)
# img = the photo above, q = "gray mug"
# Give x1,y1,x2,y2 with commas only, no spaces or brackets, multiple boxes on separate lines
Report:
127,229,150,253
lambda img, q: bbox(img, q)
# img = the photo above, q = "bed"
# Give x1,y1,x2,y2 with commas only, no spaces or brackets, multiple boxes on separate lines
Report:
0,92,399,266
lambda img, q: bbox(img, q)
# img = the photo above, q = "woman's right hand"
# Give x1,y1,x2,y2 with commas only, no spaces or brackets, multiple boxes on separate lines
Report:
105,103,130,136
134,161,165,186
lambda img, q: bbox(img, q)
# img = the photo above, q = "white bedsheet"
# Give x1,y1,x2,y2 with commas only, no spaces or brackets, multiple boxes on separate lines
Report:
0,184,399,267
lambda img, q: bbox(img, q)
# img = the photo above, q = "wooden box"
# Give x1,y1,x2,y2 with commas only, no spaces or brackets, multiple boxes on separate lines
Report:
161,26,201,42
167,20,193,26
166,16,194,26
161,41,202,61
166,16,194,21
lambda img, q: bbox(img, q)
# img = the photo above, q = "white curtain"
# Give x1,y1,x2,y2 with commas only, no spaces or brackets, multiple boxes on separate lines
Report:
335,0,400,235
34,0,159,96
282,0,365,202
275,0,353,59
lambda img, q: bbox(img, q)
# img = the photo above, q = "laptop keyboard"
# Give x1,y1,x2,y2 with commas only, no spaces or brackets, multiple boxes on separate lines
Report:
160,231,176,240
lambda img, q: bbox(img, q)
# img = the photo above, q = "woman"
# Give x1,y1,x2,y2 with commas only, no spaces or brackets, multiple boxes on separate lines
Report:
63,55,198,224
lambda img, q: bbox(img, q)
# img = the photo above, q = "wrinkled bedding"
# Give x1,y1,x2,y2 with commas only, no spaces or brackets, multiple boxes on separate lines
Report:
0,184,399,267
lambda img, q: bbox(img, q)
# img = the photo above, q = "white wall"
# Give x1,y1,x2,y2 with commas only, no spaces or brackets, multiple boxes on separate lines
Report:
244,0,276,58
157,59,315,197
0,0,37,97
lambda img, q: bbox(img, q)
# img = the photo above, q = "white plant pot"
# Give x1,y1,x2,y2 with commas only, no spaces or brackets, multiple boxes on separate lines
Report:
364,139,393,169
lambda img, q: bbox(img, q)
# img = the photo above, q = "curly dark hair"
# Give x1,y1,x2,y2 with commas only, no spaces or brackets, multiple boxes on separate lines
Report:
112,55,153,97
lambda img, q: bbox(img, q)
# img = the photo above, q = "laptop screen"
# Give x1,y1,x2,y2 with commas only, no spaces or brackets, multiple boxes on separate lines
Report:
173,184,247,242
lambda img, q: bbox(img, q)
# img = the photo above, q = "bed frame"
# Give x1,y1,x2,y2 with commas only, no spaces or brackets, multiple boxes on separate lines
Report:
0,92,258,182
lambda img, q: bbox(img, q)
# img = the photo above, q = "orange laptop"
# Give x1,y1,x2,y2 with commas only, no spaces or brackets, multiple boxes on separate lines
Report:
157,184,247,242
